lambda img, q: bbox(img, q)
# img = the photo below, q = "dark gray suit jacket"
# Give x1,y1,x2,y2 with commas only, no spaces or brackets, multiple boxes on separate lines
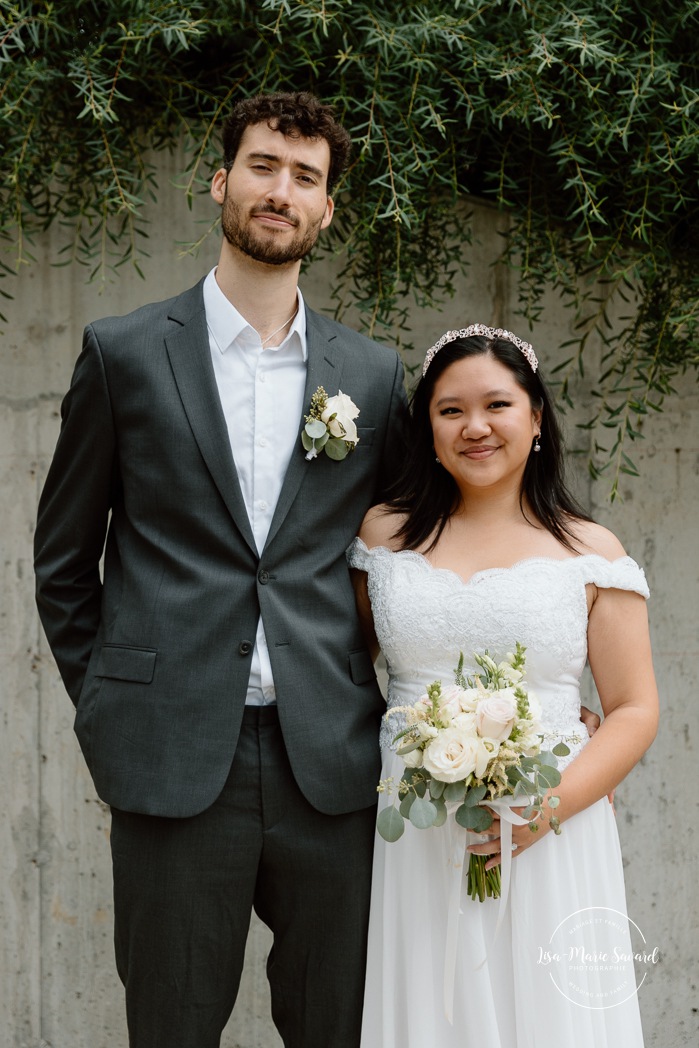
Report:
34,279,406,819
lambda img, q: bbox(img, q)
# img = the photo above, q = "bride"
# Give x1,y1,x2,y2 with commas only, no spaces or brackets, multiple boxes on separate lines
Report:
349,326,658,1047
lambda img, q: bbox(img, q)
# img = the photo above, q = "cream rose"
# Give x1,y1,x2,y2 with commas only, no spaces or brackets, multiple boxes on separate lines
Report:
451,711,477,734
475,690,518,742
321,391,360,443
422,727,479,783
458,687,480,713
437,684,468,721
398,745,424,769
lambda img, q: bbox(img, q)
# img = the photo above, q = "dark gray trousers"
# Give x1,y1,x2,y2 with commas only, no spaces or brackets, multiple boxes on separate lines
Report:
110,706,376,1048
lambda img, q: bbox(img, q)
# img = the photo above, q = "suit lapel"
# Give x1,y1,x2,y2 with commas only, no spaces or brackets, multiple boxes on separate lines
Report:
164,283,258,557
263,310,346,552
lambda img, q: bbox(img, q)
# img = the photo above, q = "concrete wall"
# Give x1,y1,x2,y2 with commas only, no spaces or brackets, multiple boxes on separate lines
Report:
2,150,697,1047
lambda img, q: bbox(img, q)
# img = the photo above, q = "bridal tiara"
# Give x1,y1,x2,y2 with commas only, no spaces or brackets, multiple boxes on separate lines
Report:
422,324,539,376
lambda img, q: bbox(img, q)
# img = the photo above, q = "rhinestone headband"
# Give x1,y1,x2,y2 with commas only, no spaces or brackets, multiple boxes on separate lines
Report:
422,324,539,376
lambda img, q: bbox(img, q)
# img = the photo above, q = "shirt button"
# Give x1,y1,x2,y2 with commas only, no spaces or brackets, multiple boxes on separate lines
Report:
258,437,268,447
258,569,270,584
258,499,268,511
258,372,266,383
239,641,253,656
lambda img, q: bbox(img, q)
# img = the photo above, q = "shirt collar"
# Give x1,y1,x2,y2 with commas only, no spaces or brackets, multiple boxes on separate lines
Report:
203,267,307,361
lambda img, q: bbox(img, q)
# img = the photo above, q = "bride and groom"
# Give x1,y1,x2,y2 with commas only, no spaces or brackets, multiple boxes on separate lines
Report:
34,91,658,1047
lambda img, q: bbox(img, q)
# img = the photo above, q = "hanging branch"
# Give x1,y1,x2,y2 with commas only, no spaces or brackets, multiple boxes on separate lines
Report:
1,0,697,491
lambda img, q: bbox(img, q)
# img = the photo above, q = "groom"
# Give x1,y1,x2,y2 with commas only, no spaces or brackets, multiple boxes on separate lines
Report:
34,91,406,1048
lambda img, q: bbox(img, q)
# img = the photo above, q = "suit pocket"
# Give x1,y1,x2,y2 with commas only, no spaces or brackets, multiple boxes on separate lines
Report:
348,648,376,685
94,644,157,683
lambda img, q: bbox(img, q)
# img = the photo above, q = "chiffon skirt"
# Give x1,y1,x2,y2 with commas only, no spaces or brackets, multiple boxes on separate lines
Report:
360,751,645,1048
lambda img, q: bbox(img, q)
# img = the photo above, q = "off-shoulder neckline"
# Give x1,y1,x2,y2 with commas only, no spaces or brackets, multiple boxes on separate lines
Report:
350,536,638,589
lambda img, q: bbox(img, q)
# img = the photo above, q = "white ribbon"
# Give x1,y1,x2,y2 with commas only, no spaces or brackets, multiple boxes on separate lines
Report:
443,797,531,1024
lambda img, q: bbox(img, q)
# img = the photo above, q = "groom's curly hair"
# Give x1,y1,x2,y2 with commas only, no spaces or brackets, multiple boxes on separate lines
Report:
221,91,352,195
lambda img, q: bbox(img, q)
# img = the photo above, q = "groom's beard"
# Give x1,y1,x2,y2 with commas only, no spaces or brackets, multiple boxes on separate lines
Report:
221,192,324,266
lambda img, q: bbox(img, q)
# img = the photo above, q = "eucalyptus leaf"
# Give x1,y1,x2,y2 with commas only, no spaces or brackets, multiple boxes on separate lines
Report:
324,437,348,461
429,777,445,800
535,765,562,788
443,781,466,804
305,419,327,439
399,792,416,819
377,806,405,843
455,804,493,832
507,766,529,786
464,783,488,807
552,742,571,757
432,798,448,826
409,797,438,829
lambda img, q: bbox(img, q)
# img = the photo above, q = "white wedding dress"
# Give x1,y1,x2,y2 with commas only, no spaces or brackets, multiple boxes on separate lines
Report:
348,538,648,1048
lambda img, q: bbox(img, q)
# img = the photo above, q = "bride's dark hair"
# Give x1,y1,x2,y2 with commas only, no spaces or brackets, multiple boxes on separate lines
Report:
386,334,592,552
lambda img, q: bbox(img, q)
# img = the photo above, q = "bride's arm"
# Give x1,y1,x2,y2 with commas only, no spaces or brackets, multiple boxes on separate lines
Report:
561,582,659,807
484,585,658,867
349,504,403,663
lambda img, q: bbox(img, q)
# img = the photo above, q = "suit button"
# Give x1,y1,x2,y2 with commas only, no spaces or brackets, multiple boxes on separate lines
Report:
258,569,270,584
239,641,252,656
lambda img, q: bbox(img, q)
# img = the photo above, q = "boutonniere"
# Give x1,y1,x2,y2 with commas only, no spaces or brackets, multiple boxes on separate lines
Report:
302,386,360,461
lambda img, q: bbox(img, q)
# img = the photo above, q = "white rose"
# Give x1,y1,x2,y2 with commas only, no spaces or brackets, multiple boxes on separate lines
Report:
475,690,518,742
437,684,468,721
399,745,424,768
321,391,360,443
422,728,479,783
458,688,480,713
451,711,477,733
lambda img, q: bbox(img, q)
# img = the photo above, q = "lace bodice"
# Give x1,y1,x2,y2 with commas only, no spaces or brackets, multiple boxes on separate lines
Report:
348,538,649,762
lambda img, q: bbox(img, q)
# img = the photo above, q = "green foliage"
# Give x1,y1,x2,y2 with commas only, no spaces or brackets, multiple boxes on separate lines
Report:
1,0,697,483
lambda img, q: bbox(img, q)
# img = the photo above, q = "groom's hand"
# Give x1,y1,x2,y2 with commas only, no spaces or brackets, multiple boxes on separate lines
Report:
580,705,600,737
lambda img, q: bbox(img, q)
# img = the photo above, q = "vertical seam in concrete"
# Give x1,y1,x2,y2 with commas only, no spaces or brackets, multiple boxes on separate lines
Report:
34,463,47,1045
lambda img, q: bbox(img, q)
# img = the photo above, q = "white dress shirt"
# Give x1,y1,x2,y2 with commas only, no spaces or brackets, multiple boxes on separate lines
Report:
203,267,307,705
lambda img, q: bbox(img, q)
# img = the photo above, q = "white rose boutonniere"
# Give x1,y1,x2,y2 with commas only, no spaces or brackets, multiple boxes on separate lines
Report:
302,386,360,461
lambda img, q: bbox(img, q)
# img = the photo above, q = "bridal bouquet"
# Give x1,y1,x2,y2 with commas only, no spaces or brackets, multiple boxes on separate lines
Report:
377,644,569,900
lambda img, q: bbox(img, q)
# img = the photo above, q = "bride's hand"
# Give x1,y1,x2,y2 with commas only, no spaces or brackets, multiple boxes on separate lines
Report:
467,809,551,871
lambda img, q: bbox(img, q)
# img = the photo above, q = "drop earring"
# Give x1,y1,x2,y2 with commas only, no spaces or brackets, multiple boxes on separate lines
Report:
533,434,541,452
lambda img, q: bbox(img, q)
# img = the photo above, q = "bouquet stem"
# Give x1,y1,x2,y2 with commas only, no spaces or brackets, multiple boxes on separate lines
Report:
467,853,502,901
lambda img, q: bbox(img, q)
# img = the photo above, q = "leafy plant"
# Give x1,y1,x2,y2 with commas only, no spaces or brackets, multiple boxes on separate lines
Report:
1,0,697,488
